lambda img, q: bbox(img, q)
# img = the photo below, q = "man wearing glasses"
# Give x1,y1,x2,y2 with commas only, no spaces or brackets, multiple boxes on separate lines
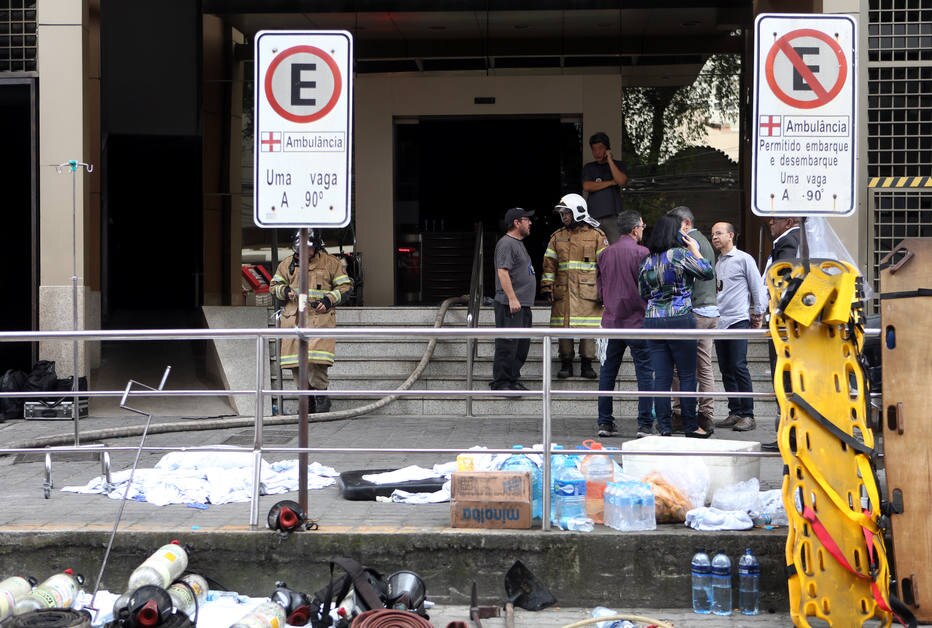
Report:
595,210,654,437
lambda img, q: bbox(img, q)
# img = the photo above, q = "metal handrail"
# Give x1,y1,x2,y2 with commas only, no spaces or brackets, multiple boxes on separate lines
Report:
0,325,881,530
464,222,484,416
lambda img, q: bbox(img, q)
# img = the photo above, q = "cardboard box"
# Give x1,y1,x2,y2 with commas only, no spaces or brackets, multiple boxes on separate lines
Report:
450,471,531,529
621,436,761,505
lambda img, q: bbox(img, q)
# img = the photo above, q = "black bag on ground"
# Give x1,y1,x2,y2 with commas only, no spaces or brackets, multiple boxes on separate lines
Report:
40,376,89,408
24,360,58,402
0,369,27,420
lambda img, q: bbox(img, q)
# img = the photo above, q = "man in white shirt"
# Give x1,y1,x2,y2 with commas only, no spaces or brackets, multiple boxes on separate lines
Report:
710,222,768,432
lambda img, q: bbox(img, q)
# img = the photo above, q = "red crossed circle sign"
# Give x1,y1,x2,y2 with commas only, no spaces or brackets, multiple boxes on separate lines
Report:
265,45,342,123
765,28,847,110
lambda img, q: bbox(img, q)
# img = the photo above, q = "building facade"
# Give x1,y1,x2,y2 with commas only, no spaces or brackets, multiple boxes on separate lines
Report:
3,0,922,377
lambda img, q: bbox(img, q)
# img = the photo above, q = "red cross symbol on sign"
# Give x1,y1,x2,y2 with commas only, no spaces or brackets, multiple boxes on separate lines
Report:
759,115,781,136
260,132,281,152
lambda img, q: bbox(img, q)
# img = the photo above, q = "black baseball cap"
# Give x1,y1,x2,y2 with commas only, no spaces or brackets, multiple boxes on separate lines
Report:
504,207,535,225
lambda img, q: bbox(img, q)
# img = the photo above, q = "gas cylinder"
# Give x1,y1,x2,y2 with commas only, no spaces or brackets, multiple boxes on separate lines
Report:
13,570,80,615
0,576,34,620
127,541,189,590
230,600,287,628
167,574,208,620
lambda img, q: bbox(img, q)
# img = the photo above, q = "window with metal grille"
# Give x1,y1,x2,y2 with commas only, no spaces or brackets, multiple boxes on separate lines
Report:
868,0,932,301
868,0,932,62
0,0,37,73
867,65,932,177
872,190,932,272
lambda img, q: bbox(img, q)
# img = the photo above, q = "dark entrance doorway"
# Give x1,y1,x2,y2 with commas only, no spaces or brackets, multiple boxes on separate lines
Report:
394,116,581,304
0,80,37,370
103,135,204,328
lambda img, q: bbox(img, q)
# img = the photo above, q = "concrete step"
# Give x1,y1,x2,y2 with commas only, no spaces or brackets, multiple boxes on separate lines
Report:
317,337,775,360
275,393,781,419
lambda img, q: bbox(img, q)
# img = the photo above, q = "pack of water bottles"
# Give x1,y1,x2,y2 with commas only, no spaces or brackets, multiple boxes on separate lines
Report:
603,480,656,531
690,548,760,616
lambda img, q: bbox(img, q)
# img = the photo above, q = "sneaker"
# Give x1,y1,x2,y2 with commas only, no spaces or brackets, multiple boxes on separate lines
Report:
598,422,618,437
715,414,742,428
698,413,716,434
732,416,757,432
761,441,780,452
509,381,529,391
636,426,655,439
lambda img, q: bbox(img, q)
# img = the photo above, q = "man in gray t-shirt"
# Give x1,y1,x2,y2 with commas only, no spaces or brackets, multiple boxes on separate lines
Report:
491,207,536,391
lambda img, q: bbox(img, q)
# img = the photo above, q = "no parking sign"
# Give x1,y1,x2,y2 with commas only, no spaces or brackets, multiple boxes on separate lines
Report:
254,31,353,228
751,14,857,217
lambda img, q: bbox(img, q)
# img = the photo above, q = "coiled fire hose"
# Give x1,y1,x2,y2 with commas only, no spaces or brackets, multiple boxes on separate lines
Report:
6,296,468,451
352,609,432,628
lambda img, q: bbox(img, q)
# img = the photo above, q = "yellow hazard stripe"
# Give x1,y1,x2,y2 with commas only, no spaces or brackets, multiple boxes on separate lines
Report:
868,176,932,188
541,273,555,282
544,249,558,260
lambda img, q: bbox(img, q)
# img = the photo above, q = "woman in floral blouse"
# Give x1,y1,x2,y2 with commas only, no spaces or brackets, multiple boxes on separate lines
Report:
638,214,715,438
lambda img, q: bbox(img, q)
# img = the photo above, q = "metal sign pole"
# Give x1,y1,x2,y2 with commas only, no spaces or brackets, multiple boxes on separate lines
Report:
297,228,309,514
56,160,93,447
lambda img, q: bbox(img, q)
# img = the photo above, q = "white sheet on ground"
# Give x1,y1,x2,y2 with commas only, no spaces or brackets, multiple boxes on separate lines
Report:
61,452,338,506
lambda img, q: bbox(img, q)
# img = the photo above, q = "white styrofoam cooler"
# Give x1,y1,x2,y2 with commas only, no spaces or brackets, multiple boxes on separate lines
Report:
621,436,761,504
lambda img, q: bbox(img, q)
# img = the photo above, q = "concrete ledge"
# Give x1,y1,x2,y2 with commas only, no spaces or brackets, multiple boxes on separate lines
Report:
0,527,788,610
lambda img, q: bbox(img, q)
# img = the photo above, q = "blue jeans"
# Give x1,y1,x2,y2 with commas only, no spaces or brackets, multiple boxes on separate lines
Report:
597,338,654,429
492,302,532,388
644,314,698,433
714,319,754,418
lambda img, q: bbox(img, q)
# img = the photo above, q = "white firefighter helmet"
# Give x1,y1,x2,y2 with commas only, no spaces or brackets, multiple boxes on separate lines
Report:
292,229,323,253
555,193,600,228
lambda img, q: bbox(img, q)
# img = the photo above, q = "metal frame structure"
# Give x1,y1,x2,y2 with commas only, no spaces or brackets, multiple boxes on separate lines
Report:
0,324,866,531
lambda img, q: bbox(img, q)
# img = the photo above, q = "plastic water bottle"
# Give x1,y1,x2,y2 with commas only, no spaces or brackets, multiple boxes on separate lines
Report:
0,576,34,620
615,482,628,530
561,516,594,532
637,482,657,531
690,550,712,614
14,570,80,615
591,606,636,628
231,599,287,628
499,446,543,521
128,541,189,590
738,548,761,615
168,573,209,619
552,461,587,529
710,550,733,616
580,443,614,524
603,482,618,530
638,482,657,530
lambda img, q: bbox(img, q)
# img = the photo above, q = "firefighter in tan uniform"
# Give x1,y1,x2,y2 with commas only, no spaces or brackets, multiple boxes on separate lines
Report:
271,230,353,413
540,193,608,379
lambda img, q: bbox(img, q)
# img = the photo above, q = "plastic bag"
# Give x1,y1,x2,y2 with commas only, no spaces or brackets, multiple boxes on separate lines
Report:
596,336,608,365
644,472,691,523
649,456,710,509
685,506,754,531
711,477,760,513
751,489,789,526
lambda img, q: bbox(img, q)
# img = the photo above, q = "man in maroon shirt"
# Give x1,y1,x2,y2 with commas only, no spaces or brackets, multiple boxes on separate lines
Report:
595,210,654,437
